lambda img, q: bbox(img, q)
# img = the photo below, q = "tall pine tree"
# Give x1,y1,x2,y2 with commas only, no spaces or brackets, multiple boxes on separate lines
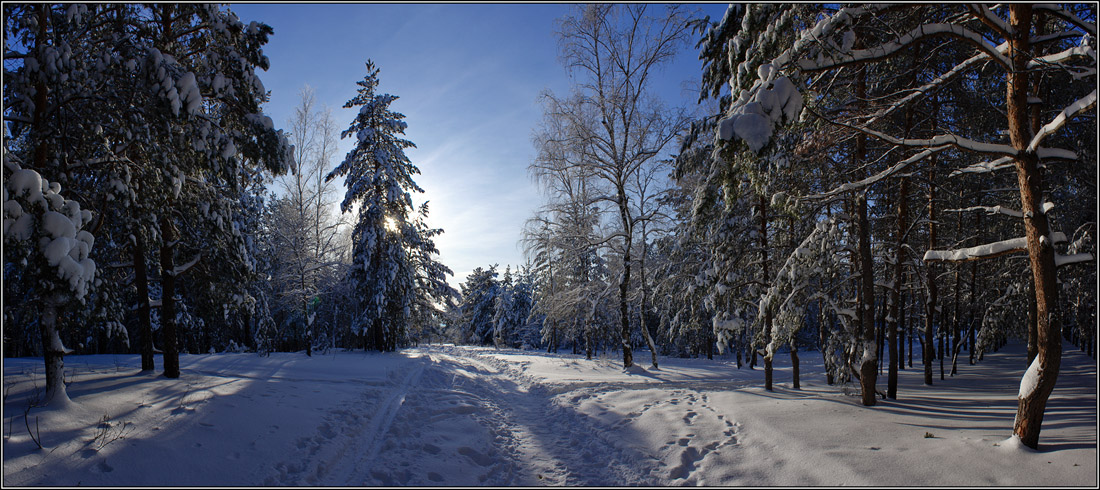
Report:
327,60,451,352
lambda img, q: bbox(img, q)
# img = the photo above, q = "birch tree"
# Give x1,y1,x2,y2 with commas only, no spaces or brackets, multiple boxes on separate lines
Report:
546,4,691,368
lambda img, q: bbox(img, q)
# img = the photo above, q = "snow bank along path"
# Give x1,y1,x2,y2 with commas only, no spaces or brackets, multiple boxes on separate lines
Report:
2,342,1096,486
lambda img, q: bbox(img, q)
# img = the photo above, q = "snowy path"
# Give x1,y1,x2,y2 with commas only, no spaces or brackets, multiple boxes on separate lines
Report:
3,343,1095,486
264,354,428,485
266,346,667,485
258,345,764,485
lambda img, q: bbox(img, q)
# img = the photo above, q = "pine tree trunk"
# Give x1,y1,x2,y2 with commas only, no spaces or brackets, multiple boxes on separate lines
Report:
924,104,939,386
30,4,69,402
160,215,180,379
939,318,945,380
791,342,800,390
894,100,913,383
969,234,979,365
1007,4,1062,450
951,262,961,376
39,294,70,405
134,235,155,371
821,305,834,384
736,328,743,369
858,187,877,406
854,66,876,406
760,195,773,391
889,176,908,399
908,279,914,368
585,322,593,360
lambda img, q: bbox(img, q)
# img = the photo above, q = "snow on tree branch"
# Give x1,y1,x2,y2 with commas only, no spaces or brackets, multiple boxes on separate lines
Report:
924,232,1068,263
1033,4,1098,37
944,205,1024,218
807,146,946,201
796,23,1014,72
865,42,1009,128
3,158,96,301
967,4,1013,38
1026,90,1097,153
171,253,202,277
950,156,1015,176
1055,252,1095,267
1027,44,1098,70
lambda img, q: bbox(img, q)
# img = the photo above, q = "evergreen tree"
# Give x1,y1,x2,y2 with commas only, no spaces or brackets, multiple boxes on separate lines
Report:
458,266,500,345
326,60,451,352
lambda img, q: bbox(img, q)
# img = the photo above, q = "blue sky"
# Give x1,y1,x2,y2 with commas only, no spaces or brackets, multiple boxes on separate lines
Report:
230,3,730,287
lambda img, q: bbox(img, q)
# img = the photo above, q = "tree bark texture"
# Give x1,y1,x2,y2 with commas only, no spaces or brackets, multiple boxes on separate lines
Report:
889,175,908,399
134,235,155,371
760,195,774,391
924,101,939,386
160,215,180,379
855,67,877,406
1008,4,1062,450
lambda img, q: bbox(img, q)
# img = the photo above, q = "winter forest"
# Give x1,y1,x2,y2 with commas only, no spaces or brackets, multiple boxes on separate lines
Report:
3,3,1097,486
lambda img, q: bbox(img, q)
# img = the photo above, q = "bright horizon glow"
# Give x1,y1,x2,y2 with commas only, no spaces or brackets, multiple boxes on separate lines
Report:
230,3,730,289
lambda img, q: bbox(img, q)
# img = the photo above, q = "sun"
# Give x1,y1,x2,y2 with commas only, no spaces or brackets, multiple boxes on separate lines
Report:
384,216,399,232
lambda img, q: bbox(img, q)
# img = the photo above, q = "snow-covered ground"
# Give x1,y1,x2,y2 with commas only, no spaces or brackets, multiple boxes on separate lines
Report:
2,341,1096,486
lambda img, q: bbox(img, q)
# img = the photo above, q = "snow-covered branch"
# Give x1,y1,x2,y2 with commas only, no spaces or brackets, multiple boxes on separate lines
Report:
1033,4,1098,37
967,4,1012,38
797,23,1014,72
950,156,1015,176
1055,252,1095,267
924,232,1068,263
1027,45,1098,70
171,253,202,276
807,146,946,200
865,44,1007,127
807,105,1017,157
1026,90,1097,153
944,205,1024,218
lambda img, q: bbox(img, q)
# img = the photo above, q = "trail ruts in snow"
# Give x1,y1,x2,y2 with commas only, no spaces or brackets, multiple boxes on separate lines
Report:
263,356,428,485
264,346,747,485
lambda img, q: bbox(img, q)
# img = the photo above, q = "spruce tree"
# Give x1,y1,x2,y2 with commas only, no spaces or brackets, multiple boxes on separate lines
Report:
327,60,451,351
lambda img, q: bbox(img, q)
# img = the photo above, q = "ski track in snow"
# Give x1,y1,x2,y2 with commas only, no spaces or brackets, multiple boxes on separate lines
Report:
260,346,742,485
262,356,427,485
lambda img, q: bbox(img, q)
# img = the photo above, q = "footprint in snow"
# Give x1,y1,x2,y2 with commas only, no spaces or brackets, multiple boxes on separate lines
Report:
458,446,494,466
669,446,703,480
683,411,697,424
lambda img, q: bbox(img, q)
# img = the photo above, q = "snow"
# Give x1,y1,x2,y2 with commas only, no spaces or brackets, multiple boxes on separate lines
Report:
1018,356,1041,399
7,169,45,205
3,342,1094,486
797,23,1014,72
1026,89,1097,153
1055,252,1095,267
717,75,802,152
952,156,1014,176
175,72,202,116
923,237,1026,262
4,164,96,299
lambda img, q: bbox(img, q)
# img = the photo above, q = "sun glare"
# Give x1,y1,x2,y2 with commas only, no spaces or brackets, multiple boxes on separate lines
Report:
384,216,398,232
